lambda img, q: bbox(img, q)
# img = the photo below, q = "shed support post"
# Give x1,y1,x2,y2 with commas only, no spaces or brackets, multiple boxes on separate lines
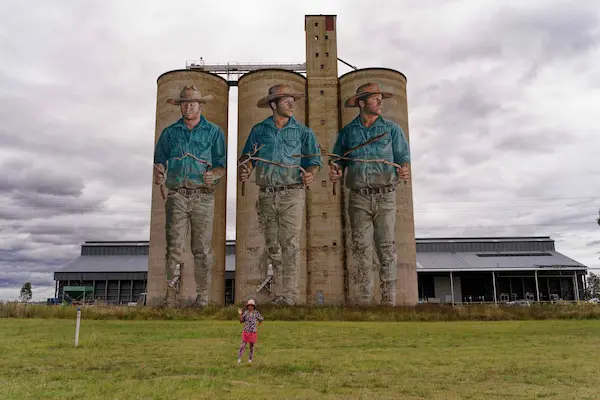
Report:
492,271,497,306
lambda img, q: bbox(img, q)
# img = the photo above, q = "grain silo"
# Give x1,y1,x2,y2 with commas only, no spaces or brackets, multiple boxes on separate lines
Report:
235,69,308,305
304,15,345,305
338,68,418,306
147,69,229,306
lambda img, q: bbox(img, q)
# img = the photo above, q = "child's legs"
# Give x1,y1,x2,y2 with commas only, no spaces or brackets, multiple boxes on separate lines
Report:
238,341,247,359
248,342,255,360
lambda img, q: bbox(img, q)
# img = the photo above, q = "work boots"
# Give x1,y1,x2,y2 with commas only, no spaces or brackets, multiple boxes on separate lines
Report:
165,263,183,307
380,280,397,306
194,287,208,307
165,286,178,307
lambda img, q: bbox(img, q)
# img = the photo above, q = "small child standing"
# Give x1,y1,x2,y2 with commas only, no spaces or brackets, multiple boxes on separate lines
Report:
237,299,264,364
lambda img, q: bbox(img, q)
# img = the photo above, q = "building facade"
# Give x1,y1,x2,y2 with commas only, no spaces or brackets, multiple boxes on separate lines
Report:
54,236,587,305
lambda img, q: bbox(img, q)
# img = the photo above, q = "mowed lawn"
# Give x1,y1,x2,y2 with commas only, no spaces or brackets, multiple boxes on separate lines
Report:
1,319,599,399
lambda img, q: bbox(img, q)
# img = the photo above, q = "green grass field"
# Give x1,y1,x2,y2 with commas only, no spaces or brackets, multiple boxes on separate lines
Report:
1,318,599,399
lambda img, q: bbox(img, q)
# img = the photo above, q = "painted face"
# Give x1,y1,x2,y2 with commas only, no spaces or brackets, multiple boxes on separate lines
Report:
272,96,295,118
180,101,202,120
360,94,383,115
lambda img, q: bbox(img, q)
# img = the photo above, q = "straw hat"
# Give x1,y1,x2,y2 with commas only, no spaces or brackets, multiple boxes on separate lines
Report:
344,82,394,108
167,85,213,105
257,84,305,108
246,299,256,307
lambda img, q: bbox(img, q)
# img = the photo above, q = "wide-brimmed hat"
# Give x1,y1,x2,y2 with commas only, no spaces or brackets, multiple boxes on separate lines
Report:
344,82,394,108
257,84,305,108
167,85,214,105
246,299,256,307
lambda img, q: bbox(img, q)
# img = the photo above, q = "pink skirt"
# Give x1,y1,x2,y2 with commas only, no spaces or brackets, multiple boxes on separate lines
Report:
242,331,257,343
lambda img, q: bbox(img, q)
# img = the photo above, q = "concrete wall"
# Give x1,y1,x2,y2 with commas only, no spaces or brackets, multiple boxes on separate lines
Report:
147,70,228,306
339,68,418,306
304,15,345,304
235,69,308,304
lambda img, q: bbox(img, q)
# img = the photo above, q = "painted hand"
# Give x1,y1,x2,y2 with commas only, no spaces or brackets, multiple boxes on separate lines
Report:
329,164,342,183
203,170,218,184
396,165,410,180
238,165,252,182
153,164,165,185
301,170,315,186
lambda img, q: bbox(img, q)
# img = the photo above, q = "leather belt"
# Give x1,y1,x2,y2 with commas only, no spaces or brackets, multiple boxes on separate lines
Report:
351,186,395,195
170,187,215,196
259,184,304,194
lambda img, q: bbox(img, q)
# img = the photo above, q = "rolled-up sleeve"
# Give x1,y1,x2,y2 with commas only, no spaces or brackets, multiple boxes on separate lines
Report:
391,124,410,165
330,130,347,169
301,127,323,170
211,127,227,169
154,128,170,168
240,126,259,167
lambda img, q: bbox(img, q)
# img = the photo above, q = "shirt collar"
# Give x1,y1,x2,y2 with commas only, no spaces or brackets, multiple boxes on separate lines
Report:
350,114,386,129
173,115,209,131
262,115,299,129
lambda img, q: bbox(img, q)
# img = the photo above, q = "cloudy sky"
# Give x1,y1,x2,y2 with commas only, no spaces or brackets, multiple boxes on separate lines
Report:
1,0,598,301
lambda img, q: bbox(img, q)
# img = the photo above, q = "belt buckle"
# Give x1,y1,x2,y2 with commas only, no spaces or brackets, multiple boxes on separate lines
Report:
265,187,275,194
359,188,369,196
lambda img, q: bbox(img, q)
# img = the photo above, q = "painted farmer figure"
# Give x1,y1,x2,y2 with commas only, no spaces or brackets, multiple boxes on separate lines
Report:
329,82,411,306
238,85,322,306
153,85,226,307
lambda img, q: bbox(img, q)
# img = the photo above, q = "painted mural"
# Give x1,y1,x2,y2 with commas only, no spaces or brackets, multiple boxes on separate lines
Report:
153,85,227,306
237,84,322,306
329,82,411,306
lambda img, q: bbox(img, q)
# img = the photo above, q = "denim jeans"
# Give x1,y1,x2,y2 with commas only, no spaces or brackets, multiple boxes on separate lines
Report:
347,190,397,305
165,191,215,304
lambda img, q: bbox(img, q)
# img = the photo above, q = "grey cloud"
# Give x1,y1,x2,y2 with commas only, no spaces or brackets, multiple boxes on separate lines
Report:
1,0,599,298
586,240,600,247
0,158,85,197
0,273,55,289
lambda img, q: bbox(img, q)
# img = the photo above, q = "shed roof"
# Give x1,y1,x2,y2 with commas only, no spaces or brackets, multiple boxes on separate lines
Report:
56,255,148,273
56,254,237,273
416,251,586,272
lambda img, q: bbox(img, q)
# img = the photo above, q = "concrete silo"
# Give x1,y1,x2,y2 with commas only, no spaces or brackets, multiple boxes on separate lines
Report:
147,69,229,306
338,68,418,306
235,69,308,305
304,15,345,304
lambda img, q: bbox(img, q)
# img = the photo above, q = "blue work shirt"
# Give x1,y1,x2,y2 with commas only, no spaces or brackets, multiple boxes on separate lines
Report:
154,116,226,189
241,116,322,187
331,115,410,190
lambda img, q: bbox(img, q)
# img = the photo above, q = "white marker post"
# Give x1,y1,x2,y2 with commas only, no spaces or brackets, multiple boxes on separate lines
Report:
74,307,81,348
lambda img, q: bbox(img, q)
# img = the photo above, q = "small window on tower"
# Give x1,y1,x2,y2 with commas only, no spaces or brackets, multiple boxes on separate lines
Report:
325,52,329,57
315,22,318,27
325,35,329,40
320,90,324,95
320,64,324,69
315,35,319,40
316,53,319,57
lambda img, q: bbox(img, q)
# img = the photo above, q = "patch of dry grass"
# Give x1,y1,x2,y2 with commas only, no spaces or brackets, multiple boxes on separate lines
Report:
1,301,600,321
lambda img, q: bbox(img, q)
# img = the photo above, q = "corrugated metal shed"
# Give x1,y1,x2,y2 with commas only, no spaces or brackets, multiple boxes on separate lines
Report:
416,251,586,272
54,237,587,275
57,254,237,273
56,255,148,273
